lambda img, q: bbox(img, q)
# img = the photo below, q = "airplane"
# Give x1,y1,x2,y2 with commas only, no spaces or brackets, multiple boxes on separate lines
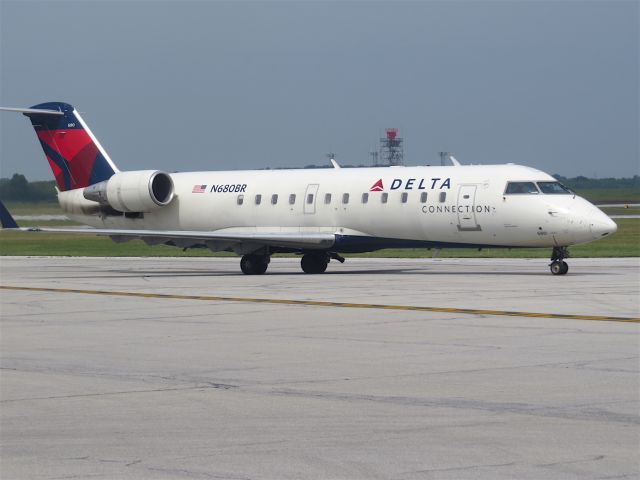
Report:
0,101,617,275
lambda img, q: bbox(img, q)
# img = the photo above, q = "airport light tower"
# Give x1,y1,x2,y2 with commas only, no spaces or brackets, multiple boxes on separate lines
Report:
380,128,404,166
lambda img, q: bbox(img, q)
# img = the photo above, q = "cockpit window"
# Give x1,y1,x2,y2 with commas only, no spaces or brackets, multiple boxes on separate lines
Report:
537,181,572,194
504,182,539,194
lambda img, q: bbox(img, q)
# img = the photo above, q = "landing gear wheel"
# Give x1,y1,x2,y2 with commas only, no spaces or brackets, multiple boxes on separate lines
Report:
240,254,270,275
301,253,329,274
560,261,569,275
550,260,569,275
549,247,570,275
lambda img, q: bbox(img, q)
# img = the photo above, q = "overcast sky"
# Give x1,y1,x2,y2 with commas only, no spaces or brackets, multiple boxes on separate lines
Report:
1,0,638,180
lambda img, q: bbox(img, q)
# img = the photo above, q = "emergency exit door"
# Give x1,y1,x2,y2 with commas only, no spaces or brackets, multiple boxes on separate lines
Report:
304,184,319,214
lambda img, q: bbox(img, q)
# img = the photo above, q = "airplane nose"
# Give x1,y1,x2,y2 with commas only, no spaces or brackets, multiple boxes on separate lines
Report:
590,215,617,238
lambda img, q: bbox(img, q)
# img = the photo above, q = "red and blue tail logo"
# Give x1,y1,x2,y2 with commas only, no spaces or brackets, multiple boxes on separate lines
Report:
24,102,117,191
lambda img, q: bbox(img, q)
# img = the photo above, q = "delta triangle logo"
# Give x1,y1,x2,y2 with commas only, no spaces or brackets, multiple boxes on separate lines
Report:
369,179,384,192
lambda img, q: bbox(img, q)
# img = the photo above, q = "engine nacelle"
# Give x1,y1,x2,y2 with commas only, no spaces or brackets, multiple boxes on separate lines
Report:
83,170,174,213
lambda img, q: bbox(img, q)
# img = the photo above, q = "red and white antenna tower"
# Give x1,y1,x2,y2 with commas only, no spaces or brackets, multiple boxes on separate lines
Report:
379,128,404,166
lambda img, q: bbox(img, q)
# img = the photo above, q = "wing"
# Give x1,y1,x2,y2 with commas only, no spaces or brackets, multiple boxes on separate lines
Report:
0,201,335,251
19,226,336,251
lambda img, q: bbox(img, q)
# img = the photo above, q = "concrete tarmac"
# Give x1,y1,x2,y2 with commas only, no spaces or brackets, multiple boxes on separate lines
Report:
1,256,639,479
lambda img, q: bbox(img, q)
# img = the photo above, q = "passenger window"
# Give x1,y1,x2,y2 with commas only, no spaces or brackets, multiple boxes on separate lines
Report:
237,195,244,205
401,192,408,203
307,194,314,204
537,181,572,194
255,194,262,205
362,193,369,204
271,194,278,205
381,192,388,204
342,193,350,204
439,192,446,203
420,192,428,203
505,182,539,194
324,193,332,204
289,194,296,205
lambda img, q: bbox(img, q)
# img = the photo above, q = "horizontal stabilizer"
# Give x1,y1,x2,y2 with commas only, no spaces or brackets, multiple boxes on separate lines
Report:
0,106,64,116
0,201,19,229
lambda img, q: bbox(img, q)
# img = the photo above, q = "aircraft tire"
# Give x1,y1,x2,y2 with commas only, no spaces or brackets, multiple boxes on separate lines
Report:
240,254,269,275
550,261,568,275
560,261,569,275
301,253,329,274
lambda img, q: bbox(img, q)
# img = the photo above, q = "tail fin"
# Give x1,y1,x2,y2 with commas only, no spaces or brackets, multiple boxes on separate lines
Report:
0,201,19,229
14,102,118,191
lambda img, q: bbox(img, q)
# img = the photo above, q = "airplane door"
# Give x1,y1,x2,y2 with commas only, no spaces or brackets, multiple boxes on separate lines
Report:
457,185,481,231
304,184,319,214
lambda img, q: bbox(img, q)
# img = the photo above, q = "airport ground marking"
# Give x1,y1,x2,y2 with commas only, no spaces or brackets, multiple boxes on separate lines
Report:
1,285,638,323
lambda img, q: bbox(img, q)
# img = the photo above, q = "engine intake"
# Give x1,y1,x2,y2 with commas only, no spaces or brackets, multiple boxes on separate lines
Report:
83,170,174,213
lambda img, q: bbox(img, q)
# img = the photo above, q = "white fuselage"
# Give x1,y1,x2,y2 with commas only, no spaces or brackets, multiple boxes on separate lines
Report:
58,164,616,251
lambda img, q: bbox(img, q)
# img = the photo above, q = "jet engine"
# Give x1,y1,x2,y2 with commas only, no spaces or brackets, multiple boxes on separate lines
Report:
83,170,174,213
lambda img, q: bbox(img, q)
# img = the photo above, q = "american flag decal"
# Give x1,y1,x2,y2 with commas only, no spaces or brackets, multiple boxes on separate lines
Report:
192,184,207,193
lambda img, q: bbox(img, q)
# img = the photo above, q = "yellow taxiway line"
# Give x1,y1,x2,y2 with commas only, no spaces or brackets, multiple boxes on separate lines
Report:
1,285,638,323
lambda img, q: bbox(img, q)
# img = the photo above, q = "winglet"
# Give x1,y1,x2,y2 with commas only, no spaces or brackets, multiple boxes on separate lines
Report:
0,201,19,229
330,159,341,169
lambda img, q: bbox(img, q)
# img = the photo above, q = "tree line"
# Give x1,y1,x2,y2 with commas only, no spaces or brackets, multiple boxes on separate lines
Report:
0,174,58,202
0,172,638,203
552,174,639,190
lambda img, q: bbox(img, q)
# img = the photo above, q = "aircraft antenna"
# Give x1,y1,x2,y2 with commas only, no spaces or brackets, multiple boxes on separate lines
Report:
439,152,460,166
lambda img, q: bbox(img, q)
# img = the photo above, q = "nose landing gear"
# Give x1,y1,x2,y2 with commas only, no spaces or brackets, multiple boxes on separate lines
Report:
549,246,569,275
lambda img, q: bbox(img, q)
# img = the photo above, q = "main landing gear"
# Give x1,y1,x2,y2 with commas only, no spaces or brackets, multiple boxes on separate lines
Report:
301,252,329,274
549,246,569,275
240,251,345,275
240,254,270,275
300,252,345,274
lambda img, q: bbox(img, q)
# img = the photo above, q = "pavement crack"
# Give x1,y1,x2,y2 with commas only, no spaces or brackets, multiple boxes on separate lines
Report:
538,454,606,468
399,461,517,477
145,466,252,479
266,388,640,425
1,383,238,403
